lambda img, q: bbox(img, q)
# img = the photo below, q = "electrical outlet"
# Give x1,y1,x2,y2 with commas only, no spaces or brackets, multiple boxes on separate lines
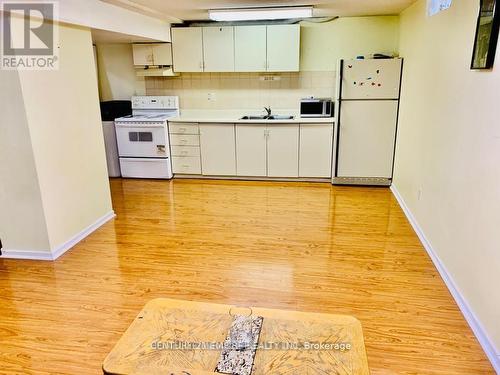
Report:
207,92,216,101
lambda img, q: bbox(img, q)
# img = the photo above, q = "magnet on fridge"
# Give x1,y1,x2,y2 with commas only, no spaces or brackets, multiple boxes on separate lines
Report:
367,77,372,80
372,82,376,86
378,83,382,86
376,70,380,74
348,65,353,68
354,81,357,85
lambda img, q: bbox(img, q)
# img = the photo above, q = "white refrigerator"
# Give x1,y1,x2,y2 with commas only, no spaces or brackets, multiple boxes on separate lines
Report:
333,58,403,186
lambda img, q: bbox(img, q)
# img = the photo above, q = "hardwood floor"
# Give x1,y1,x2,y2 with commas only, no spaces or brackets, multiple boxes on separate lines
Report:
0,178,494,374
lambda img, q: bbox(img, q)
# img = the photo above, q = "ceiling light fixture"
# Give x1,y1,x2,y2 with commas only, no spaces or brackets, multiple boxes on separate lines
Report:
208,6,313,22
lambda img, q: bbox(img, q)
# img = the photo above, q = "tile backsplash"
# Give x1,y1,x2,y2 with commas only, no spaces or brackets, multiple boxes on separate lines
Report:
145,72,335,111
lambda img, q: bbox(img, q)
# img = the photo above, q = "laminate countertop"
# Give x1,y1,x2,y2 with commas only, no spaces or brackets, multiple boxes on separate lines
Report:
168,110,335,124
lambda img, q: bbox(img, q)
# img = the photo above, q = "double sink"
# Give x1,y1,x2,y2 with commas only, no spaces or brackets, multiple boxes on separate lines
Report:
240,115,294,120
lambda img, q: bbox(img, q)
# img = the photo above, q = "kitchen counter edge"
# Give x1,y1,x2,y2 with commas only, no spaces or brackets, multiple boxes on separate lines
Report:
167,117,335,124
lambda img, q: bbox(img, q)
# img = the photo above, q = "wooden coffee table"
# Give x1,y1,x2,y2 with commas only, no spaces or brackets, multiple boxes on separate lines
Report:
103,298,369,374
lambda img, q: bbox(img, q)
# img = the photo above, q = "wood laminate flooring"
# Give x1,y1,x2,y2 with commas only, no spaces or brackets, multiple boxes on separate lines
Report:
0,178,494,374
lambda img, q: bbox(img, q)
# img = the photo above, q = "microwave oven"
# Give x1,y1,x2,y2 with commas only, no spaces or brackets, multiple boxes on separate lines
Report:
300,98,333,118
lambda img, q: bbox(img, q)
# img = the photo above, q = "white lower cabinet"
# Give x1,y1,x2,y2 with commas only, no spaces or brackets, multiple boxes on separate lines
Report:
172,156,201,174
199,123,236,175
169,122,202,174
171,146,200,157
172,122,334,178
267,124,299,177
236,124,267,176
299,123,333,178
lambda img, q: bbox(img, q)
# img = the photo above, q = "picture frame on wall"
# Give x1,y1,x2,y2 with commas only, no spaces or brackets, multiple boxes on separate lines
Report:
471,0,500,69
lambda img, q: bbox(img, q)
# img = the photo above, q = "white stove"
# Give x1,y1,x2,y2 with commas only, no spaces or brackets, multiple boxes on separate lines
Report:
115,96,179,179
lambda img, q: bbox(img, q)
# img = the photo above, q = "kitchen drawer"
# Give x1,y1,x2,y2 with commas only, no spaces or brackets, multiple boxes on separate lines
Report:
120,157,172,179
172,156,201,174
171,146,201,157
169,123,199,135
169,134,200,146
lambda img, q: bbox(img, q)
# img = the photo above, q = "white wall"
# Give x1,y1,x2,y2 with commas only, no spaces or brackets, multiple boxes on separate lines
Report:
96,43,146,101
394,0,500,364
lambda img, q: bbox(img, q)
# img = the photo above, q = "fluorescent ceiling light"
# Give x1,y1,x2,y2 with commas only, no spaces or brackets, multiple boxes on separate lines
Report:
208,6,313,21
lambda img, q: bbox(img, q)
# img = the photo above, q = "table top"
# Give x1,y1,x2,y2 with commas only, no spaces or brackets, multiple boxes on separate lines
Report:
103,298,369,375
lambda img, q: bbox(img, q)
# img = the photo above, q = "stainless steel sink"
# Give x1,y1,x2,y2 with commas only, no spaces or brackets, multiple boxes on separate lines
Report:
267,115,294,120
239,115,268,120
239,115,294,120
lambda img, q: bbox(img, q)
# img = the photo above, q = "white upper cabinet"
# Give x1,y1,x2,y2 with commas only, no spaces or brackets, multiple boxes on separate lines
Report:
203,27,235,72
171,28,204,72
267,124,299,177
199,123,236,175
132,44,154,65
234,26,267,72
132,44,172,66
152,44,173,66
266,25,300,72
171,24,300,72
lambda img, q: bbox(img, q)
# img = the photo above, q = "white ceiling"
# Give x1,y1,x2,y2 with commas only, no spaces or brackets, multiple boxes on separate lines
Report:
102,0,418,23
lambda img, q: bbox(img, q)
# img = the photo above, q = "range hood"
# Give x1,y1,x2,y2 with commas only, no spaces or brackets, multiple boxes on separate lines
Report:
135,67,179,77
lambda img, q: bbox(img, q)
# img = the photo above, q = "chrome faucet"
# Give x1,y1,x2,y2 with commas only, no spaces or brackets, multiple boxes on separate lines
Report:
264,107,272,117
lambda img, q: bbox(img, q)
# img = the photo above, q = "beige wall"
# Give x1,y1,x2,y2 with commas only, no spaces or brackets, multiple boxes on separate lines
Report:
300,16,400,71
17,23,113,250
395,0,500,357
0,71,51,253
1,17,113,256
96,43,146,101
